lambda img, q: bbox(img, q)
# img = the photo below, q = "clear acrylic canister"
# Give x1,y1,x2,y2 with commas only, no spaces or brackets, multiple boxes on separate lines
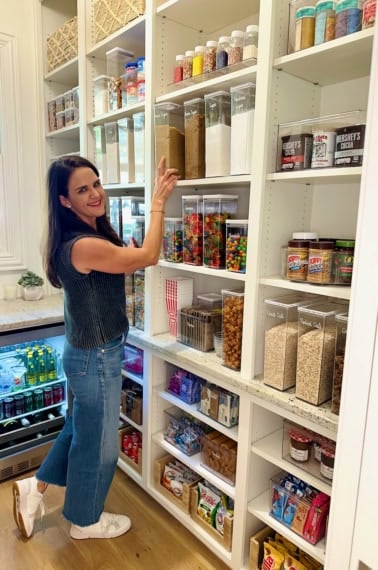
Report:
226,219,248,273
203,195,238,269
230,82,255,175
182,195,203,266
163,218,183,262
154,102,185,177
93,75,112,116
332,312,348,415
118,118,135,184
134,270,145,330
222,289,244,370
184,98,205,180
93,125,107,184
204,91,231,177
133,112,145,183
104,122,120,184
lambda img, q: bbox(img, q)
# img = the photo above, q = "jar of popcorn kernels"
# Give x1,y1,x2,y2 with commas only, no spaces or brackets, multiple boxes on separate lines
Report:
222,289,244,370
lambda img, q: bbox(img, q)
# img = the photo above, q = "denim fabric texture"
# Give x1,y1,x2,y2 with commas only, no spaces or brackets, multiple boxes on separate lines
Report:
36,332,126,526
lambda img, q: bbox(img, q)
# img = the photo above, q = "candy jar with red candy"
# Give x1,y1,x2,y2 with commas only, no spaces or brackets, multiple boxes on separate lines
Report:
203,195,238,269
182,195,204,265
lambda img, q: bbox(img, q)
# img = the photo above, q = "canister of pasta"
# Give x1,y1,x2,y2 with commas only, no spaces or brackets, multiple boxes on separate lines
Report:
311,130,336,168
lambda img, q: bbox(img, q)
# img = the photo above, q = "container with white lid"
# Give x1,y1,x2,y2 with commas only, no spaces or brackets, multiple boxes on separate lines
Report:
229,30,245,65
204,91,231,177
292,231,318,240
243,24,259,60
93,75,112,117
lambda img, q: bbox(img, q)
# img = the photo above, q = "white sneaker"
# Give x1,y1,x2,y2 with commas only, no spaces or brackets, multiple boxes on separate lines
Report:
12,476,45,538
70,512,131,540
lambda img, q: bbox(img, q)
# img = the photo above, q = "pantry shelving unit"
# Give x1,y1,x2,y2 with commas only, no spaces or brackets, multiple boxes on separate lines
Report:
37,0,377,568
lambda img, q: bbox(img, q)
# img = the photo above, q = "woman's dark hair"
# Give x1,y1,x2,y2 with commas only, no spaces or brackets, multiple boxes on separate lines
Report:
43,155,123,288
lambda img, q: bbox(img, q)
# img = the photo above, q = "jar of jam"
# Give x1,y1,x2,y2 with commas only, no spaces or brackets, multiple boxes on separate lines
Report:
286,239,310,281
307,240,334,284
333,239,355,284
320,443,336,479
289,428,313,462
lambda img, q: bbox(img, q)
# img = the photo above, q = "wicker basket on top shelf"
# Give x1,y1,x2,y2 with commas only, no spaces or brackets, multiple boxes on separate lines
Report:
94,0,145,43
46,17,78,72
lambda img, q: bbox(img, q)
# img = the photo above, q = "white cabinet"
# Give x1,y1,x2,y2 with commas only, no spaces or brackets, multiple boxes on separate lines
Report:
37,1,377,568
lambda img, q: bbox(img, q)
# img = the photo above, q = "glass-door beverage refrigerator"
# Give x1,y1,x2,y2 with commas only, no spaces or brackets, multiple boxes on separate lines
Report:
0,322,66,481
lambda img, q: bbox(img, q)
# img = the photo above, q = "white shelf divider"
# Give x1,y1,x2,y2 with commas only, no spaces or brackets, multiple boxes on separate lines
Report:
120,412,143,432
259,276,351,300
121,369,144,386
267,167,362,185
158,260,247,282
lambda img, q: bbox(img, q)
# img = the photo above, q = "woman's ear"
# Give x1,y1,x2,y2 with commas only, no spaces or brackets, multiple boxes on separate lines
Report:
59,195,71,208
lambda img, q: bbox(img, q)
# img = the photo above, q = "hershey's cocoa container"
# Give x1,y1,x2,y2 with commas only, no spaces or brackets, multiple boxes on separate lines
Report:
281,133,313,171
334,124,366,166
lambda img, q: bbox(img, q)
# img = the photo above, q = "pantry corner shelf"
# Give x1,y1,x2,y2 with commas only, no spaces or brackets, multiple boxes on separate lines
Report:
44,56,78,85
248,490,326,564
267,167,362,185
87,15,146,59
158,260,247,282
46,124,80,140
259,276,351,300
273,27,374,86
88,102,145,126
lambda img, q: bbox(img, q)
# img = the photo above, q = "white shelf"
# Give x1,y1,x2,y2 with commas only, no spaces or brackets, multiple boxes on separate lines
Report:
121,369,144,386
120,412,143,431
87,16,146,59
117,455,143,485
88,103,145,126
252,429,332,495
267,167,362,185
158,387,239,442
152,432,236,498
104,182,145,191
156,62,257,103
44,56,78,85
46,124,80,140
177,175,251,188
274,28,374,86
248,490,326,564
158,260,247,282
148,486,232,566
260,276,351,300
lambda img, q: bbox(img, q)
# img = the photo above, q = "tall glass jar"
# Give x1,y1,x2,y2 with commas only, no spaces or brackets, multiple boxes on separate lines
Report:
216,36,230,69
184,98,205,179
204,91,231,177
183,50,195,80
243,24,259,60
204,40,218,73
192,45,205,76
229,30,244,65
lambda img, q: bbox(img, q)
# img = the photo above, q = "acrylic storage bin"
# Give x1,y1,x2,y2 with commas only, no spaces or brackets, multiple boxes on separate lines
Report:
124,216,144,247
166,368,201,405
93,75,112,116
125,274,135,326
332,312,348,415
165,276,194,337
196,292,222,312
184,98,205,180
164,407,207,456
106,47,134,77
222,289,244,371
134,270,145,330
93,125,107,184
263,295,315,391
118,118,135,184
204,91,231,177
226,220,248,273
105,121,120,184
133,112,145,183
203,195,238,269
154,102,185,177
296,301,347,405
201,430,237,484
162,218,183,263
178,306,222,352
123,343,143,376
182,195,203,266
230,82,255,175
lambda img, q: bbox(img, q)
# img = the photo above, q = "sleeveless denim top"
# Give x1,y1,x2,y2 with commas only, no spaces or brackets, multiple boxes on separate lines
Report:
57,232,128,349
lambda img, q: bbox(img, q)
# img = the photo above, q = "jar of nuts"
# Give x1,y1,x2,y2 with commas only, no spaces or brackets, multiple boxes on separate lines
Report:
221,289,244,370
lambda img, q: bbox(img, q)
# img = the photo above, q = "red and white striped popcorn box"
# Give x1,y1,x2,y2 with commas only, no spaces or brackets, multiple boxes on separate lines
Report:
165,277,194,336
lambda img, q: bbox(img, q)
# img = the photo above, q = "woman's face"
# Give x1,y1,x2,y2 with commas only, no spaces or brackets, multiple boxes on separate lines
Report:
60,166,106,229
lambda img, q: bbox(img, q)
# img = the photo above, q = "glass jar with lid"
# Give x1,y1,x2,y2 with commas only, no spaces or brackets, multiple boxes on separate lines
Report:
229,30,245,65
192,45,205,76
243,24,259,60
216,36,230,69
173,54,184,83
204,41,218,73
183,50,195,79
333,239,355,284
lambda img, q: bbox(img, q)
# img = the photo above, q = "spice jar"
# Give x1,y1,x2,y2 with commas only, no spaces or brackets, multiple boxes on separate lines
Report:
333,239,355,284
173,54,184,83
320,443,336,479
229,30,244,65
287,239,310,281
307,240,334,284
243,24,259,60
192,45,205,76
315,0,336,44
184,98,205,179
204,41,217,73
362,0,376,27
216,36,230,69
183,50,195,80
289,428,313,462
295,6,316,51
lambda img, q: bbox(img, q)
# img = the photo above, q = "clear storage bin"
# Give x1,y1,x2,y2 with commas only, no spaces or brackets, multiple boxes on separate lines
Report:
226,220,248,273
184,98,205,180
154,102,185,177
205,91,231,177
71,86,80,123
118,118,135,184
134,270,145,330
55,94,65,113
203,195,238,269
106,47,134,77
331,312,348,415
222,289,244,370
108,197,121,236
296,301,346,405
56,110,65,130
93,125,107,184
93,75,112,117
64,89,73,110
178,305,222,352
104,122,120,184
133,112,145,183
182,195,203,266
230,82,255,175
128,216,145,247
163,218,183,263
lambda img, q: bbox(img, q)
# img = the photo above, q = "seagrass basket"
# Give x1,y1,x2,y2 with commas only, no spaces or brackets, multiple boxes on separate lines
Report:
46,17,78,72
94,0,145,43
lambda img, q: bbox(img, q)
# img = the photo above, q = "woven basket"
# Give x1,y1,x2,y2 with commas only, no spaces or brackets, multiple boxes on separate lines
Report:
94,0,145,43
46,17,78,72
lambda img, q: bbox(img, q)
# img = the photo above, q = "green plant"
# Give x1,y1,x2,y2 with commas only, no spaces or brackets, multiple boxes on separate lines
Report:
18,270,44,288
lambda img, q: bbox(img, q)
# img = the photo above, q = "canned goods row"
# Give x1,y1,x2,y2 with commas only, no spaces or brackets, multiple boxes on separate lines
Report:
0,383,64,420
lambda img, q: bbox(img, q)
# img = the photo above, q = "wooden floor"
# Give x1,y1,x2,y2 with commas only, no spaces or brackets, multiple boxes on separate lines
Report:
0,468,229,570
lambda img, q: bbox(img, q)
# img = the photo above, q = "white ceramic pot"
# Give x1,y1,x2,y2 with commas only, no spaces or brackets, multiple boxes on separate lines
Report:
22,286,43,301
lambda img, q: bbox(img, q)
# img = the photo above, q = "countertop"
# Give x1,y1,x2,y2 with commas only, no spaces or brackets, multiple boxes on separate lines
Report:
0,294,64,332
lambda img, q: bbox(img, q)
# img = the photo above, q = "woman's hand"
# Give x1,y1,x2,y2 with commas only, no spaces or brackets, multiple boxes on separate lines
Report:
151,156,179,211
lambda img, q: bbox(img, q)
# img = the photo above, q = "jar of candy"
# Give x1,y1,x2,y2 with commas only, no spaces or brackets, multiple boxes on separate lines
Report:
204,41,218,73
226,220,248,273
163,218,183,262
315,1,336,44
229,30,244,65
203,195,238,269
216,36,230,69
173,54,184,83
182,195,203,266
243,24,259,60
183,50,195,79
192,45,205,76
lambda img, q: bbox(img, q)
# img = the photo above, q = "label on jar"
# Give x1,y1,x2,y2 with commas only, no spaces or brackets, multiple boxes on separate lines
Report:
290,444,309,461
308,250,333,283
320,461,334,479
287,249,308,280
281,134,313,170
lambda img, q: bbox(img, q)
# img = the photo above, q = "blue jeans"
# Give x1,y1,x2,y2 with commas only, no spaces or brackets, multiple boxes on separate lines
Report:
36,332,126,526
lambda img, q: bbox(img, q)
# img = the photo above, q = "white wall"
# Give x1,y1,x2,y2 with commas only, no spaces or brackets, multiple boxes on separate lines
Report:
0,0,44,292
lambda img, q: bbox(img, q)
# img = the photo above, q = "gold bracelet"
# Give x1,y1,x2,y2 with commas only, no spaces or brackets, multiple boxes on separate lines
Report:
150,210,165,214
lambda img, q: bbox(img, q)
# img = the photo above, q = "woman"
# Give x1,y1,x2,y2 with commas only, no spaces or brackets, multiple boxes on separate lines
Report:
12,155,178,540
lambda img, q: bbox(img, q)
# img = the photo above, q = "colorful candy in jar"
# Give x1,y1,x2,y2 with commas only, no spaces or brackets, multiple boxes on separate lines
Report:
226,220,248,273
163,218,183,263
182,196,203,266
203,195,238,269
